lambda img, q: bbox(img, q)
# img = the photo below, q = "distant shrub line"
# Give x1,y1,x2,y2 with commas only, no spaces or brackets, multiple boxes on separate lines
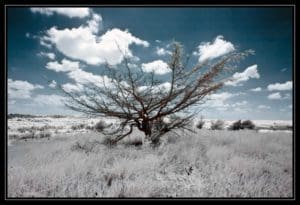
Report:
228,120,255,130
195,118,256,131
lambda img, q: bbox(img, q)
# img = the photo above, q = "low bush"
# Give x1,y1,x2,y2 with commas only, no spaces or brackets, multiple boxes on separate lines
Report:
20,132,35,140
124,138,143,147
241,120,255,130
211,120,224,130
71,124,85,130
228,120,255,130
228,120,242,130
196,118,205,129
38,131,51,139
51,115,64,118
94,120,108,132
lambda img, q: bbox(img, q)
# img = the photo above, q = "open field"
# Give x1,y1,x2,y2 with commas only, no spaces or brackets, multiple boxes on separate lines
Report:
7,116,293,198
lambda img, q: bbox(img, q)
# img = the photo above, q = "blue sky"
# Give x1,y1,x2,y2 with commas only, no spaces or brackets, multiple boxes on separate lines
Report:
7,7,293,120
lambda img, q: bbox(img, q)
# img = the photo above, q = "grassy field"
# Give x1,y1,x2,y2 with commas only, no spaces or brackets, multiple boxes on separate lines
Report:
7,120,293,198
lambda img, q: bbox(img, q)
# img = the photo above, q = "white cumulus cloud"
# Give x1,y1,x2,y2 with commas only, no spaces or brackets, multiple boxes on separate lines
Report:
225,64,260,86
232,100,248,107
87,13,102,33
156,47,172,56
8,79,44,99
48,80,57,88
267,92,282,100
258,105,271,109
205,92,241,108
33,94,65,106
62,83,84,92
250,87,262,92
30,7,91,18
38,52,56,60
267,81,292,91
46,59,80,72
42,25,149,65
141,60,171,75
67,69,113,88
196,35,235,62
46,59,115,89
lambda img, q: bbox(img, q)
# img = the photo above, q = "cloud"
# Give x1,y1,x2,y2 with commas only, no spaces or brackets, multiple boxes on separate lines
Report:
258,105,271,109
141,60,171,75
38,52,56,60
156,47,172,56
25,32,30,38
267,92,282,100
154,82,171,92
87,13,102,33
205,92,241,108
288,104,292,109
33,94,65,106
46,58,80,72
46,58,115,89
30,7,90,18
232,100,248,107
225,64,260,86
67,69,113,88
8,78,44,99
280,68,287,72
48,80,57,88
250,87,262,92
233,107,250,113
267,81,292,91
42,22,149,65
283,93,291,99
40,40,52,49
62,83,83,92
8,100,16,105
137,82,171,93
196,35,235,62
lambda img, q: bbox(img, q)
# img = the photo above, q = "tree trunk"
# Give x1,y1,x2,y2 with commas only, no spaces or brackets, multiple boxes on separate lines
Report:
142,120,152,138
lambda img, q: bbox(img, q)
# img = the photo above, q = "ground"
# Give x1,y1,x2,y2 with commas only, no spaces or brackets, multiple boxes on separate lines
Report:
7,117,293,198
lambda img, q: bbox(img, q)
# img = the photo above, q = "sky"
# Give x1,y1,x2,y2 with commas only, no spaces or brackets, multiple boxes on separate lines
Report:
7,7,293,120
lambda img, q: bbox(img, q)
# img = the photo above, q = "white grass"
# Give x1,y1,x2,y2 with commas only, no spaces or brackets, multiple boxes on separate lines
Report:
7,117,293,198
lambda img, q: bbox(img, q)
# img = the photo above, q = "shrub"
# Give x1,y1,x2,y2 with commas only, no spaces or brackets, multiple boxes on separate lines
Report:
51,115,64,118
17,127,28,133
196,118,205,129
20,132,35,140
8,134,19,140
86,125,94,130
241,120,255,130
152,118,169,132
211,120,224,130
124,138,143,147
38,131,51,139
228,120,255,130
71,124,85,130
101,136,117,147
94,120,108,132
228,120,243,130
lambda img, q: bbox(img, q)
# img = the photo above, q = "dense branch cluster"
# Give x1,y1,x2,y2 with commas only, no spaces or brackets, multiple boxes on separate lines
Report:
60,42,253,145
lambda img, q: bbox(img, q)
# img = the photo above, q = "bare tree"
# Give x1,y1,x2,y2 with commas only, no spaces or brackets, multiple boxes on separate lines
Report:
59,42,253,145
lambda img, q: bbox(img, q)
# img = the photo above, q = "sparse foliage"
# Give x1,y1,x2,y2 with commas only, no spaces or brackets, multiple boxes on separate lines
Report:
196,116,205,129
71,124,85,130
211,120,224,130
60,42,253,145
229,120,255,130
94,120,109,132
241,120,255,130
228,120,243,130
